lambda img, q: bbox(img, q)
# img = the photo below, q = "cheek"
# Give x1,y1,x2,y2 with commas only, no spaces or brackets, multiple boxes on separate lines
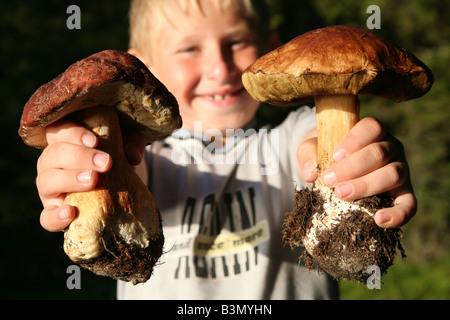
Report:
236,47,259,71
157,63,199,104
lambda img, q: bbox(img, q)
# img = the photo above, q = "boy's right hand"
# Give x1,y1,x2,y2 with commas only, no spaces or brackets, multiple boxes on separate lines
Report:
37,120,112,231
37,120,146,232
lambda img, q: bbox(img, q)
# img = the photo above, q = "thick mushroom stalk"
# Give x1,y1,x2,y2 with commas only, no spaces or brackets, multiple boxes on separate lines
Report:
19,50,182,284
315,94,359,173
63,105,163,284
242,25,433,282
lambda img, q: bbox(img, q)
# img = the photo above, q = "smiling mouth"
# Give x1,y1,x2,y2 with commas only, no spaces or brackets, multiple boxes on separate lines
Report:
204,87,244,102
208,93,232,101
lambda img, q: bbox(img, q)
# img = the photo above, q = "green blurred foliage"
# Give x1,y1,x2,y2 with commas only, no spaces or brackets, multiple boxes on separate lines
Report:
1,0,448,299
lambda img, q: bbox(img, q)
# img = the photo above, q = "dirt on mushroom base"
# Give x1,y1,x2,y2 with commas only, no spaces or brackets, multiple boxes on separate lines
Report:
75,229,164,285
282,187,405,283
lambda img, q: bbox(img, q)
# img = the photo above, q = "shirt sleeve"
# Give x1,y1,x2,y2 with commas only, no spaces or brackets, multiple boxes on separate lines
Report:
274,105,317,190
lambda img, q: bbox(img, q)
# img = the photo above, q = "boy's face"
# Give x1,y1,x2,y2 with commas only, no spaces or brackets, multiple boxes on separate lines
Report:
132,1,261,134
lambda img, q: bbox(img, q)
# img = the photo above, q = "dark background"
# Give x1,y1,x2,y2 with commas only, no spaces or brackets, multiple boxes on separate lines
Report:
1,0,448,299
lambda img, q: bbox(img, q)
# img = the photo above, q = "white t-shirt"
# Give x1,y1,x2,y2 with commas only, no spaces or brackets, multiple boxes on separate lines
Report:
117,106,339,300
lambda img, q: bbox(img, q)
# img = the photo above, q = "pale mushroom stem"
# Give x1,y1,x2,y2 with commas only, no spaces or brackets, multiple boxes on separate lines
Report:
63,105,132,261
315,94,360,175
72,105,124,161
64,104,164,271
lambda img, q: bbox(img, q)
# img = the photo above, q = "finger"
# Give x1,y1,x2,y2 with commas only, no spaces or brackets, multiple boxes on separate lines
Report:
297,137,318,182
46,119,97,147
38,142,111,173
40,204,76,232
333,117,386,160
333,161,408,200
374,189,417,228
37,168,99,201
323,140,403,186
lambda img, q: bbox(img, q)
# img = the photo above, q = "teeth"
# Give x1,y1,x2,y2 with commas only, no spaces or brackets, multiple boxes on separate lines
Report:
210,94,232,101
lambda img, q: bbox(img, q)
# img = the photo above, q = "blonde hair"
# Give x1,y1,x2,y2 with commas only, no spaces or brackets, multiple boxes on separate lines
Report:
129,0,272,55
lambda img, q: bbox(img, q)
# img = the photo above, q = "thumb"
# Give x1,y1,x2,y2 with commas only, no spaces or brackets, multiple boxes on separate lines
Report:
297,137,318,183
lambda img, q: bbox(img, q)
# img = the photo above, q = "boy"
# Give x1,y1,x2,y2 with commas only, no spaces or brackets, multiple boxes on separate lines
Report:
37,0,416,299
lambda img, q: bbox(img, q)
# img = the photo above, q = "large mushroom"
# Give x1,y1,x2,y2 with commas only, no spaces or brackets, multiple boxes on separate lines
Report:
19,50,182,284
242,26,433,282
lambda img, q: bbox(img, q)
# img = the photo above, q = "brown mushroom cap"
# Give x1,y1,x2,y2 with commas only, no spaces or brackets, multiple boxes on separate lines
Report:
19,50,181,149
242,25,434,106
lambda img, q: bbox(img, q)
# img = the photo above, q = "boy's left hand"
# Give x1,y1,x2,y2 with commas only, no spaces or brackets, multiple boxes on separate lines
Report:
297,117,417,229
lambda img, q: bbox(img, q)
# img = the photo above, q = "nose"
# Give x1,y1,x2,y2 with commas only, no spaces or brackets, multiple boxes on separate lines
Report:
205,44,235,81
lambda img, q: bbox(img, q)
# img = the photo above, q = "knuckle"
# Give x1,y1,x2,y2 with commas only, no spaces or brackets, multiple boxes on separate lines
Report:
36,154,43,171
35,170,56,200
368,142,390,164
386,162,406,187
364,117,386,139
35,172,47,196
40,208,61,232
39,211,49,230
35,174,42,190
37,144,55,168
339,159,356,179
342,131,360,150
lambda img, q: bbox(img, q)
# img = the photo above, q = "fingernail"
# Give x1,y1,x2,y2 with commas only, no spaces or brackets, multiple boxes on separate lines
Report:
93,153,108,168
58,206,70,220
376,211,391,225
76,170,92,183
333,148,347,161
81,133,96,148
322,170,337,186
336,183,353,198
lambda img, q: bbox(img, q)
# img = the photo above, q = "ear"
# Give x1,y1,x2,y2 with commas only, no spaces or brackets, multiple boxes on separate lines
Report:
128,48,151,69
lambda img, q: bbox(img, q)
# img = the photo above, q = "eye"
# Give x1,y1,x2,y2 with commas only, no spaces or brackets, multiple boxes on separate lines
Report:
181,46,198,53
230,39,248,49
228,34,257,51
176,45,201,56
